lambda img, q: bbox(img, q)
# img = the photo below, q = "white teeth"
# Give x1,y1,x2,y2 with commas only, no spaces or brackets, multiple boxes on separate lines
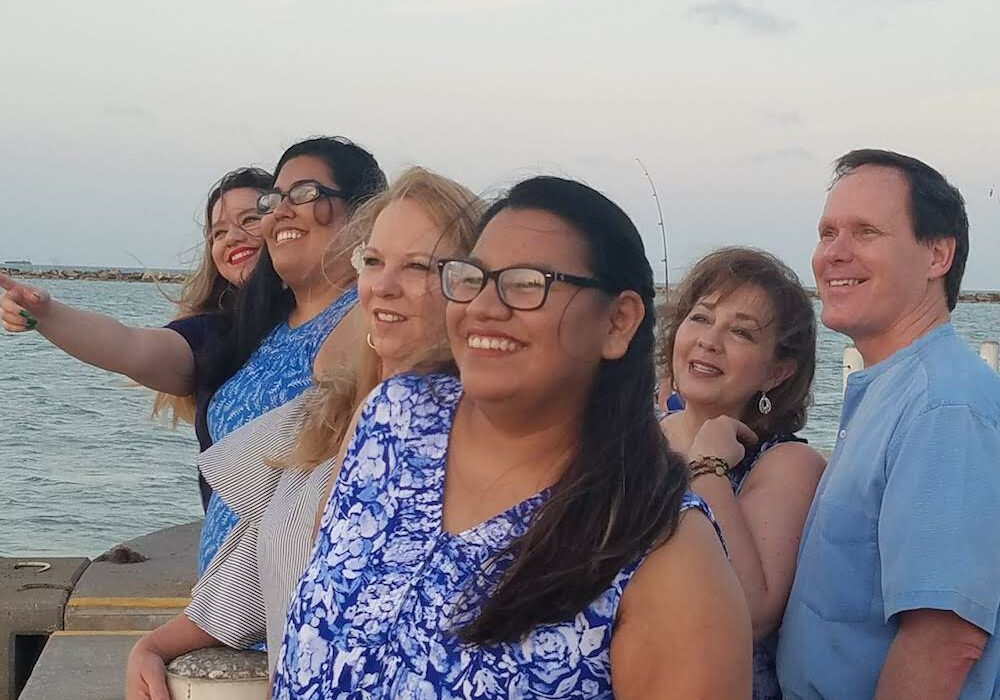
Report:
690,361,722,376
829,279,860,287
376,312,405,323
467,335,522,352
276,230,304,243
229,249,256,264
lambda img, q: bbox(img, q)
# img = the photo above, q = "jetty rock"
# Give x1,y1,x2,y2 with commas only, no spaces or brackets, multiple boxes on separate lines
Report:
0,267,187,284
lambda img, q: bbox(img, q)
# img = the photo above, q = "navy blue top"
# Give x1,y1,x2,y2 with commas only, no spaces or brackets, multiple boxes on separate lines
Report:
165,313,228,511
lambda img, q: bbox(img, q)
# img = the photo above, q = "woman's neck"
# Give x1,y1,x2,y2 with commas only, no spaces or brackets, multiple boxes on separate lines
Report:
287,263,355,328
457,392,585,488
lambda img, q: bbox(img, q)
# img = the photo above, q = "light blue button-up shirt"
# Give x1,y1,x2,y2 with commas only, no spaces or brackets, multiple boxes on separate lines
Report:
778,323,1000,699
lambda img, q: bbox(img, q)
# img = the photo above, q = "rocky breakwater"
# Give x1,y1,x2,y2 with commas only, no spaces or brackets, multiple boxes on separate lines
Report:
0,267,187,284
656,285,1000,305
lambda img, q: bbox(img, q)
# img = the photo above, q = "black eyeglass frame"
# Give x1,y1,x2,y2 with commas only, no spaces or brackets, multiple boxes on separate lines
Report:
256,180,347,215
437,258,608,311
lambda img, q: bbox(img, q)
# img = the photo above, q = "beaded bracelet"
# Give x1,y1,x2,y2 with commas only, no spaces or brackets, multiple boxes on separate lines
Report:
689,456,730,481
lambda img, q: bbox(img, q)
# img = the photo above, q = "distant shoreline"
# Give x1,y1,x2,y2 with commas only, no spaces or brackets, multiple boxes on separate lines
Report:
6,266,1000,303
2,266,187,284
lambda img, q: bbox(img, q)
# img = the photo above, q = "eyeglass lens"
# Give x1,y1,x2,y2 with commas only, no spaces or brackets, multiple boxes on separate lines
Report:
443,261,548,310
257,182,323,213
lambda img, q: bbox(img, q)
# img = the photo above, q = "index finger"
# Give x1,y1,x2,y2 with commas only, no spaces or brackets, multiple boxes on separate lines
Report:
729,418,759,447
0,272,17,292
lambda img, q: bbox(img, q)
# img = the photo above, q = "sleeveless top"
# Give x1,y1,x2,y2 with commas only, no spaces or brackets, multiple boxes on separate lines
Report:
271,373,717,700
198,286,357,574
733,433,805,700
668,407,804,700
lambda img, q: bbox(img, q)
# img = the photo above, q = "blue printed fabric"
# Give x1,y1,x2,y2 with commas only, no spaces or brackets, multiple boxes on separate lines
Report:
730,433,805,700
272,373,714,699
198,287,357,575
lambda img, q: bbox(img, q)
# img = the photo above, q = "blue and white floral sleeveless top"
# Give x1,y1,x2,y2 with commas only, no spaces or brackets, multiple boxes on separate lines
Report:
198,286,357,574
272,373,715,699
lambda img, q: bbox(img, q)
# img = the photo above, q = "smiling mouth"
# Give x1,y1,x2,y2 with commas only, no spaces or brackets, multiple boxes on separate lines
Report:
275,230,305,244
828,279,864,288
689,360,723,377
375,311,406,323
467,334,524,352
228,248,258,265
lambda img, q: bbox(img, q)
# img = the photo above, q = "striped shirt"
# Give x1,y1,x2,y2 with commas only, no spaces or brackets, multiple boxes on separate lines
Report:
186,392,336,674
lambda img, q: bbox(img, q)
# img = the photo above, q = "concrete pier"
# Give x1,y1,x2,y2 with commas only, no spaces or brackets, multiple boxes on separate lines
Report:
0,557,89,700
65,522,198,632
5,522,199,700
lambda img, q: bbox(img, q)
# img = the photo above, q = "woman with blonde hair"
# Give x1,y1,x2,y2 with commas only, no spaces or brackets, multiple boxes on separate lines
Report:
273,176,751,699
0,166,273,509
125,166,485,696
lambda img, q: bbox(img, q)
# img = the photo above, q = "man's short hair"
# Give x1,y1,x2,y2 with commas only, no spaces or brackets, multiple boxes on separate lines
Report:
832,149,969,310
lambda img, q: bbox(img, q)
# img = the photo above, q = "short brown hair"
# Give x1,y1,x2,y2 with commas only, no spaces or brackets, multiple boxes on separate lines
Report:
656,247,816,440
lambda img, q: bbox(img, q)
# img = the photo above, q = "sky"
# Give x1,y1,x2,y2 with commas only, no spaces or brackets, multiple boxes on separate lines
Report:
0,0,997,287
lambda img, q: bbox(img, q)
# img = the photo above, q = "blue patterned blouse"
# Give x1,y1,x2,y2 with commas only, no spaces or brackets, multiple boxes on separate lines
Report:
272,373,715,699
198,286,358,575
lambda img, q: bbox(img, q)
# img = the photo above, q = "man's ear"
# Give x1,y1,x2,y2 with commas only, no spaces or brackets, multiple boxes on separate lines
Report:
927,236,956,282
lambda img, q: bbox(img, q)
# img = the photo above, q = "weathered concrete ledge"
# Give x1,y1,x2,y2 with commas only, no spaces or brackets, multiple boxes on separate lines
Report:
8,521,201,700
66,522,200,631
0,267,187,284
0,558,90,700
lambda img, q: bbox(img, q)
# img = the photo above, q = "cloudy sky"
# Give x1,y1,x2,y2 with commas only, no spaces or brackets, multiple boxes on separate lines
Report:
1,0,997,287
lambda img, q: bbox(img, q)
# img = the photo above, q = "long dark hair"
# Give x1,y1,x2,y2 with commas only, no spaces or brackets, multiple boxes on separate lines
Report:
205,136,386,390
457,176,689,645
153,167,273,427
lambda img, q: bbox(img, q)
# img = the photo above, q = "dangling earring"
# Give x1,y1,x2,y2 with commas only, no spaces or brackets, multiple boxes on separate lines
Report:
758,391,772,415
366,333,376,350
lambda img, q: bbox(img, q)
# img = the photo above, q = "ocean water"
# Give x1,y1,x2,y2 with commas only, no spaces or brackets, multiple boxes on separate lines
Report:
2,279,999,557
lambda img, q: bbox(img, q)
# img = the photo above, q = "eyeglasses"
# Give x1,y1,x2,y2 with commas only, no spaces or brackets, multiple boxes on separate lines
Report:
256,180,346,215
438,258,606,311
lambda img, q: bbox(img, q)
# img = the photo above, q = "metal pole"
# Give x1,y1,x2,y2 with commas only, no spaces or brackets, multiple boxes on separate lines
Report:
636,158,669,290
980,341,999,371
842,346,864,393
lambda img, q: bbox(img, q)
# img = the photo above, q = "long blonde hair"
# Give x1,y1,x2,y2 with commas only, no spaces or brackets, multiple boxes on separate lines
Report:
151,167,273,425
282,166,484,469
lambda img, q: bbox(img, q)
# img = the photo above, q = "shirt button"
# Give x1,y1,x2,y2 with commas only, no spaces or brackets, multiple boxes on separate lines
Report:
839,429,847,439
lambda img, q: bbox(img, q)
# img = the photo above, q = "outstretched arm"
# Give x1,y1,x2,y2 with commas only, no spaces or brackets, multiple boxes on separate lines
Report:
1,272,196,395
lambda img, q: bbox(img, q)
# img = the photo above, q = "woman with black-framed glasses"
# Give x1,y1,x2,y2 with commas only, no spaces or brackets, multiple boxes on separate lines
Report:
125,137,387,700
273,176,751,699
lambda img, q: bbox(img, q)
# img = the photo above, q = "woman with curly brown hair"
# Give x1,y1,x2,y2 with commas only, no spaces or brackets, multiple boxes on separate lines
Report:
658,246,825,700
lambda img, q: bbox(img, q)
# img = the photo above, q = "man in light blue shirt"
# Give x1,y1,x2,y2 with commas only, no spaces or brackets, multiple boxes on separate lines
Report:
778,149,1000,699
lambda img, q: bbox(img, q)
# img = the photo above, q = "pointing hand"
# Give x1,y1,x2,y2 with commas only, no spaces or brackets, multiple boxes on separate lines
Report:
0,272,51,332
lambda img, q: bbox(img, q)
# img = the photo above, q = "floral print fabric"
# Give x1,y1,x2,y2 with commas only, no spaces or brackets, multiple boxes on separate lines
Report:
273,373,714,699
198,286,358,575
